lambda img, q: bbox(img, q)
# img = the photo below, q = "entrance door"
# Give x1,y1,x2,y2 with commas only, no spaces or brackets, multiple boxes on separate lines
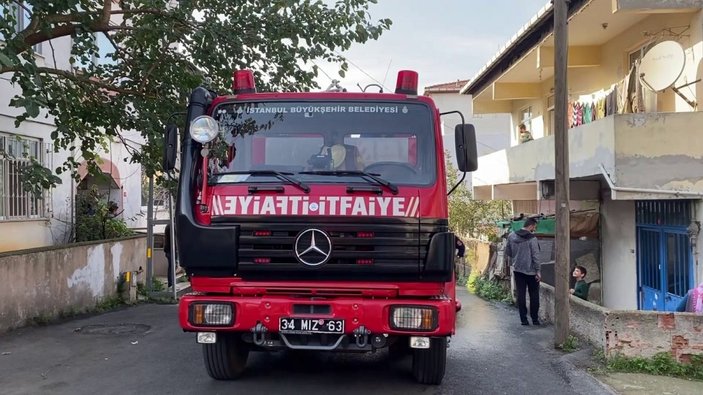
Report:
636,201,694,311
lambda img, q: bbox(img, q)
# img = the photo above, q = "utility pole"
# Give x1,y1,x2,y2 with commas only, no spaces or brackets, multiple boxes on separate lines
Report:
553,0,571,346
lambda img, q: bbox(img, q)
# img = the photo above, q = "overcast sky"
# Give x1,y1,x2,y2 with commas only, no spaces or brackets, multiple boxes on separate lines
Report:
315,0,548,92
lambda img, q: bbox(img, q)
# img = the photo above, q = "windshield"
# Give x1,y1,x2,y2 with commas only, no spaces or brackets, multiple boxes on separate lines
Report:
209,101,436,186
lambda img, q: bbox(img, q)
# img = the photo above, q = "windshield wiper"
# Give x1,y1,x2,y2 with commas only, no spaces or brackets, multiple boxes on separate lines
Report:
299,170,398,195
216,170,310,193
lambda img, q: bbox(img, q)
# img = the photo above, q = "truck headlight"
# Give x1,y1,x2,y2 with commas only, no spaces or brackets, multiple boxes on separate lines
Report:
190,303,234,326
390,306,438,331
189,115,220,143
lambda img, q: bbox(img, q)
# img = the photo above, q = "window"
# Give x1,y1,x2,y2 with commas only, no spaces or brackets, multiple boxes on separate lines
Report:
546,95,555,136
212,101,437,186
0,133,46,220
518,106,533,139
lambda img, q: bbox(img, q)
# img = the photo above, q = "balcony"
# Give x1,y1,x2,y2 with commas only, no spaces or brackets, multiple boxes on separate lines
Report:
472,111,703,200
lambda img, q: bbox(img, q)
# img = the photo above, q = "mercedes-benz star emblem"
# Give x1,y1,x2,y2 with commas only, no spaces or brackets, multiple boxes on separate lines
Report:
294,229,332,266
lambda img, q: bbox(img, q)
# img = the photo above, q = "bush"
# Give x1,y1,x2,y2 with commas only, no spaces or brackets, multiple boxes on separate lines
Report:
75,187,134,242
468,273,512,302
607,352,703,381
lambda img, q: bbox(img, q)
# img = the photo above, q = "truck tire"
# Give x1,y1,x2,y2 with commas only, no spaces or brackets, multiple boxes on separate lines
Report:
412,337,447,385
202,334,249,380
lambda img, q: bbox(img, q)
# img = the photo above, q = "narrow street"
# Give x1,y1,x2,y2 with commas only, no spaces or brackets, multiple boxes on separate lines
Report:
0,288,607,395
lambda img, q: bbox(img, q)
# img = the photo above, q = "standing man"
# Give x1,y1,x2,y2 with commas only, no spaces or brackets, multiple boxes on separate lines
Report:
455,237,466,279
505,218,541,326
164,224,174,290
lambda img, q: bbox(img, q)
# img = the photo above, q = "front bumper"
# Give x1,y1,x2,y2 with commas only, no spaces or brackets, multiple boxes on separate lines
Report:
178,295,456,336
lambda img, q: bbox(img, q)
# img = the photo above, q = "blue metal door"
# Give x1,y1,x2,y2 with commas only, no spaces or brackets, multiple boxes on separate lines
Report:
636,201,694,311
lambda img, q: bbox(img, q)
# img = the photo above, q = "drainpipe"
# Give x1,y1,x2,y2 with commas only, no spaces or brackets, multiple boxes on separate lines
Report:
599,164,703,198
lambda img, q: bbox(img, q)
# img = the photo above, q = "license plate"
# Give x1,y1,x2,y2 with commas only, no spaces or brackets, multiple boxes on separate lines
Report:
279,317,344,334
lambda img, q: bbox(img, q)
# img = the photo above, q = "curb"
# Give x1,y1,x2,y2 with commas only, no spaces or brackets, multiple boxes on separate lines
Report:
551,356,618,395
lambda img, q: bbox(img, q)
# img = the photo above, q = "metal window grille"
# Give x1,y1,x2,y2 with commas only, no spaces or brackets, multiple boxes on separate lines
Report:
635,200,692,227
0,133,47,220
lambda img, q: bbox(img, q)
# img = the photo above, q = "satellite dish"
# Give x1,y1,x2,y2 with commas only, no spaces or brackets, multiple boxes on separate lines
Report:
639,40,686,92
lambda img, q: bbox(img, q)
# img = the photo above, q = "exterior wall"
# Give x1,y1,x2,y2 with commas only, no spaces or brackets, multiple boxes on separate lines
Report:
464,238,492,274
430,92,511,190
432,93,473,133
0,235,146,333
472,112,703,193
601,197,638,310
540,284,703,361
0,35,77,249
0,220,54,252
595,12,701,114
605,311,703,361
697,200,703,285
614,111,703,191
472,115,616,187
94,134,144,227
540,283,609,349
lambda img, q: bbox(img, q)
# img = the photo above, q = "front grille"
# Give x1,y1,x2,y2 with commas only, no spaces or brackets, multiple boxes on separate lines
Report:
293,304,332,315
212,216,447,280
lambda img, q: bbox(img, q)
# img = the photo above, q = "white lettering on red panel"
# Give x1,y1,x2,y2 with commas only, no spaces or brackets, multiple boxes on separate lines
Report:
210,196,420,218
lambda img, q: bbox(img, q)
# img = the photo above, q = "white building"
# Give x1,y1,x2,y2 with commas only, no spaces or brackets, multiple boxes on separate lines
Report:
424,80,511,190
0,4,142,252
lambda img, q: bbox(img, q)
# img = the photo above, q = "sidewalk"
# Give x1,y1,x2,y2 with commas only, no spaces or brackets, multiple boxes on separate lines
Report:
593,372,702,395
507,309,701,395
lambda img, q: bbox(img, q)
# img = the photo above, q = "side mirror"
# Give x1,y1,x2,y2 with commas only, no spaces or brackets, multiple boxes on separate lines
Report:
454,124,478,172
163,123,178,172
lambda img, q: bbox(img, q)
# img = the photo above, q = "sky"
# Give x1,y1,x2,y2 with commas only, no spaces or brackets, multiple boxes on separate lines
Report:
315,0,549,93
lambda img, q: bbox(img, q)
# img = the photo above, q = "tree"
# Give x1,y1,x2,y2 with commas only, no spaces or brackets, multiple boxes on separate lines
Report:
446,153,511,240
0,0,392,187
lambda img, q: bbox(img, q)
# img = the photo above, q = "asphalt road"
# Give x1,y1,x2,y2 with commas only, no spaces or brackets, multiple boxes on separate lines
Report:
0,288,603,395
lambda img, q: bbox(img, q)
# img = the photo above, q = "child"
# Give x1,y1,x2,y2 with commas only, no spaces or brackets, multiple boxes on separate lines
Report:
569,265,589,301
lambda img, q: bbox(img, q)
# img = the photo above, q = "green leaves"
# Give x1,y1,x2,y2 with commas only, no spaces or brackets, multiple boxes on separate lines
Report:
0,0,392,192
0,52,16,67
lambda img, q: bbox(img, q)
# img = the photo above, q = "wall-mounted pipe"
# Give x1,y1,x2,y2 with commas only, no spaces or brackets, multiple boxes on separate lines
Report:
599,164,703,197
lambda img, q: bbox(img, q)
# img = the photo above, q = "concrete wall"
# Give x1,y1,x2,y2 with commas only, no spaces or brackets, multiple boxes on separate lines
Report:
540,283,703,361
0,235,146,333
473,111,703,195
605,310,703,361
430,92,511,190
614,112,703,192
601,197,638,310
464,238,492,274
472,115,616,187
540,283,609,349
696,200,703,284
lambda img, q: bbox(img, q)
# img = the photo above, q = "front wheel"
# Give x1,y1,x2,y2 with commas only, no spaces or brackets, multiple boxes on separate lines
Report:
202,333,250,380
412,337,447,385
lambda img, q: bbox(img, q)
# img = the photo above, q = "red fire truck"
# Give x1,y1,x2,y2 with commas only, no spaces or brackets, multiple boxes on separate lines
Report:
163,69,477,384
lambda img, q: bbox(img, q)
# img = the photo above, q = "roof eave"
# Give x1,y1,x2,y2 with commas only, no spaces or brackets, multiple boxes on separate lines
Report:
460,0,591,96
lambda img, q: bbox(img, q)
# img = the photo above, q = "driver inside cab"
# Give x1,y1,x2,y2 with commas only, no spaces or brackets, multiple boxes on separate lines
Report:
308,133,364,171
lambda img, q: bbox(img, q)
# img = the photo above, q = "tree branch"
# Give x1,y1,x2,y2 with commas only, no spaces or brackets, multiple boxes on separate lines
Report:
100,0,112,26
0,65,149,97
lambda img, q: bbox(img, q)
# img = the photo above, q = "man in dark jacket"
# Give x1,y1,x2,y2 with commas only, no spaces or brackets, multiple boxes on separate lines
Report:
505,218,541,326
164,224,174,289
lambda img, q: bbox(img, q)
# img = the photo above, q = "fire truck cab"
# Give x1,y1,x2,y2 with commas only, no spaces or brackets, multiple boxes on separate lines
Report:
163,69,477,385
